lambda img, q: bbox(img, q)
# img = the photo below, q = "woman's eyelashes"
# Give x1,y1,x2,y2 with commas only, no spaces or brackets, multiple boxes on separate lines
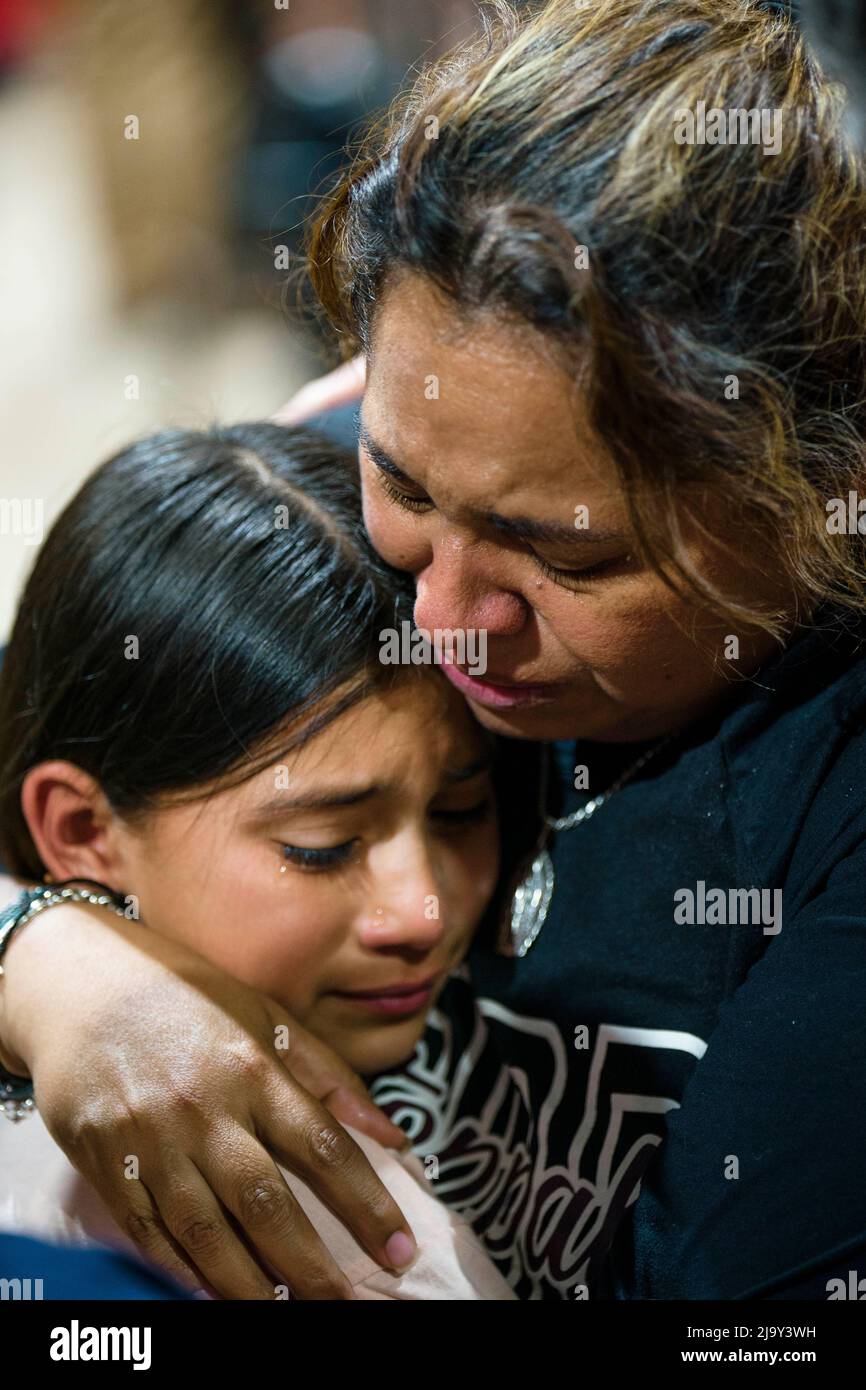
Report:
373,463,629,588
375,468,432,513
532,553,629,590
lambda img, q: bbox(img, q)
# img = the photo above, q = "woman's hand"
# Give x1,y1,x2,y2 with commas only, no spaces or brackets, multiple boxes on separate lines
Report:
272,355,366,425
0,881,415,1300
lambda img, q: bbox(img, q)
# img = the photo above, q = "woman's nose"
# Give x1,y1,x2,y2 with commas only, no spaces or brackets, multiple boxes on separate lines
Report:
413,534,526,638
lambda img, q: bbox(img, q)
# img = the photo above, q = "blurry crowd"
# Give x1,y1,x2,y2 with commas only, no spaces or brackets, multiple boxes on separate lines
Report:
0,0,487,639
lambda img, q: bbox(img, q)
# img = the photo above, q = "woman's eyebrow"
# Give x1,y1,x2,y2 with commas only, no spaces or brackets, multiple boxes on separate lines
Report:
359,423,409,480
359,423,624,545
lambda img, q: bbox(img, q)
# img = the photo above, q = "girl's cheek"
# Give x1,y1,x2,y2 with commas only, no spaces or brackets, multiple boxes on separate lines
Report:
456,830,501,922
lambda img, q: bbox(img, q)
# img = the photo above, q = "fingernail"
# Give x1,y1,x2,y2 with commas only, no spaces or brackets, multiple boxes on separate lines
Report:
385,1231,416,1271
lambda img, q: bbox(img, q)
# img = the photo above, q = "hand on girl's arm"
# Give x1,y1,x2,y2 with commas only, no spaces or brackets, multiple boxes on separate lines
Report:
0,875,415,1300
272,355,365,425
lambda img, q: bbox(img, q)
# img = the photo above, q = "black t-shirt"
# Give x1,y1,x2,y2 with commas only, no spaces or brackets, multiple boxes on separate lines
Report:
369,615,866,1299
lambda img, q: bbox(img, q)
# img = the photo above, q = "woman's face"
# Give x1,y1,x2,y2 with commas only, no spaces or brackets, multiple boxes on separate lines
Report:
360,274,789,743
112,674,499,1075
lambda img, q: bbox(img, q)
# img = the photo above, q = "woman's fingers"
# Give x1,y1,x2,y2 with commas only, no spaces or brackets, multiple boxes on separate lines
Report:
199,1133,357,1300
90,1161,207,1296
272,355,366,425
92,1142,355,1300
324,1082,413,1153
269,1005,409,1151
152,1147,355,1301
258,1075,417,1278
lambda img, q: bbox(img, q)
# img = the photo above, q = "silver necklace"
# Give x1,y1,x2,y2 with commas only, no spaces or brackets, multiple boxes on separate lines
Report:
502,735,674,958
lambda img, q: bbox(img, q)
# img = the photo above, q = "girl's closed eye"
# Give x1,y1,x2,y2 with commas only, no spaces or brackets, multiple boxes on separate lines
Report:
278,799,492,870
281,839,359,872
430,797,493,830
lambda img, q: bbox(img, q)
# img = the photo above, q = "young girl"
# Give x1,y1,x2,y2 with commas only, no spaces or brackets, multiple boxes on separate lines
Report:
0,422,518,1299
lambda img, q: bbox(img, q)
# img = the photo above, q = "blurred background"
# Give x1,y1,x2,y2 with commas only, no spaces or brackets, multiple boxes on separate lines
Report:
0,0,486,640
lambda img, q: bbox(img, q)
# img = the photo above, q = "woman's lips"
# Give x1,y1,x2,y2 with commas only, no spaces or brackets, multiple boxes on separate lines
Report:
332,975,438,1017
441,661,561,709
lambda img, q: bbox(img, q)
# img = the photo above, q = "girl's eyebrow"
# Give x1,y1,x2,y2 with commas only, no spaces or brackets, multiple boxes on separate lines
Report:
359,422,625,545
247,754,494,823
248,785,379,821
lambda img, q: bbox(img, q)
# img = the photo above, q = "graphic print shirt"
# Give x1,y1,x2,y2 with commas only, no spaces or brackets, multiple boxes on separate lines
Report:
369,616,866,1300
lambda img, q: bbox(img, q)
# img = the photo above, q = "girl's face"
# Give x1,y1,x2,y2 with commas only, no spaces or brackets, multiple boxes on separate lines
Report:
360,274,792,744
111,674,499,1075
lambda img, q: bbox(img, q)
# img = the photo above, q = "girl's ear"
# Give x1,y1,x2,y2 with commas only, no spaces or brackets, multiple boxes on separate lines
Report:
20,761,127,891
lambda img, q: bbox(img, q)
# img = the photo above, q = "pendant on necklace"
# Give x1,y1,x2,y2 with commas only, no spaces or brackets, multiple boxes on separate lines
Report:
503,847,555,957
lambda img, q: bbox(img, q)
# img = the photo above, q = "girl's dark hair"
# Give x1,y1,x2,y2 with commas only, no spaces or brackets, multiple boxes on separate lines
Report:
310,0,866,638
0,423,415,879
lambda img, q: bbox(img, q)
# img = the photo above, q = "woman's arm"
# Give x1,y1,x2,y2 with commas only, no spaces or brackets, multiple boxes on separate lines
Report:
608,838,866,1299
272,355,365,425
0,874,416,1299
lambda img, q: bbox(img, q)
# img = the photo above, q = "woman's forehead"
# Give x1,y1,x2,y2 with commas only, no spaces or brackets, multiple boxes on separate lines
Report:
364,275,617,501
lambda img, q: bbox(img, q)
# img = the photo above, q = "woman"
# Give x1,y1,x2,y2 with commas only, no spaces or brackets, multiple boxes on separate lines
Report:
2,0,866,1299
0,420,517,1299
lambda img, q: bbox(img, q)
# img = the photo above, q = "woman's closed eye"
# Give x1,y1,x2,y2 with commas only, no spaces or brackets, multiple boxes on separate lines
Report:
375,468,433,513
531,552,631,590
373,462,629,586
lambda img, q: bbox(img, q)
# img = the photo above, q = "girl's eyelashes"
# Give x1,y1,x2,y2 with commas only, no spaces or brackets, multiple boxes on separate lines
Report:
431,797,493,828
278,801,492,871
281,839,358,872
375,470,432,513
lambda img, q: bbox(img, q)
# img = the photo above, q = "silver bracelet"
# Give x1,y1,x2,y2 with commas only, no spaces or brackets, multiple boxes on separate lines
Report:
0,880,129,1122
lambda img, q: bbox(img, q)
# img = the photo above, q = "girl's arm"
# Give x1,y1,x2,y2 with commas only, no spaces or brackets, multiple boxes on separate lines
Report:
0,874,416,1299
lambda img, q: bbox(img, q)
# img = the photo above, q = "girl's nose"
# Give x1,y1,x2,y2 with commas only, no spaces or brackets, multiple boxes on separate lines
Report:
356,856,448,952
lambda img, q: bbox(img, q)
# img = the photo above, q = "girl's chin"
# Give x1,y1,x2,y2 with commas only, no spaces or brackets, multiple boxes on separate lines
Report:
337,1023,427,1079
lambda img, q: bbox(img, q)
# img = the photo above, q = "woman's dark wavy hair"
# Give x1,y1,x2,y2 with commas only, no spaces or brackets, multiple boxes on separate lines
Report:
309,0,866,638
0,423,415,879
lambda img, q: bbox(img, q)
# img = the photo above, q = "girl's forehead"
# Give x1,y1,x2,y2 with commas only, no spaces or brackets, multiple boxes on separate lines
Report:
237,676,490,801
